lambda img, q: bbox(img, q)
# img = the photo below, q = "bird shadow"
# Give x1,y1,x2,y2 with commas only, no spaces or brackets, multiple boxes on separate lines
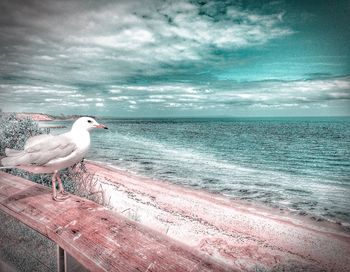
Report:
2,185,49,204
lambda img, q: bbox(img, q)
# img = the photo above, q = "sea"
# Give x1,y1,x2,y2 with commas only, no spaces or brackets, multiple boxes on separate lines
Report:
46,117,350,226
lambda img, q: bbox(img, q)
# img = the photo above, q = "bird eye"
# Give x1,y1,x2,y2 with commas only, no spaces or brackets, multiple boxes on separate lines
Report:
87,120,92,123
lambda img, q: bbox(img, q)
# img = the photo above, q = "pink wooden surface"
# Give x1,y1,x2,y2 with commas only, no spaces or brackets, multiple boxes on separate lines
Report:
0,172,231,272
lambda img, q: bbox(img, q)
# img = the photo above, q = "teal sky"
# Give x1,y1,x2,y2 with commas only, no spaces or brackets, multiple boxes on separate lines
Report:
0,0,349,117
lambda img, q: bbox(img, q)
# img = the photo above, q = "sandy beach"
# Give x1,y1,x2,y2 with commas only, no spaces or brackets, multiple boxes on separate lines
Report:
68,160,350,271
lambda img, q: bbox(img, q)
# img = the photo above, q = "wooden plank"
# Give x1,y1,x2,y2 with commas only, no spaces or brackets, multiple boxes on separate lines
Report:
0,172,231,272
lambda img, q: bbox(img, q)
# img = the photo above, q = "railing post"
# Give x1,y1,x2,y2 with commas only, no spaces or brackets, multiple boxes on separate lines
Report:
57,245,66,272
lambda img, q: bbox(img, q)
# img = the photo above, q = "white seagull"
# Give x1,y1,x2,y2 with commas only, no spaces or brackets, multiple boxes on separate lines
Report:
1,117,108,201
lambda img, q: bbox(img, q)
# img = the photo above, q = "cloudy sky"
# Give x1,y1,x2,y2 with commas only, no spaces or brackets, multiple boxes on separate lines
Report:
0,0,349,117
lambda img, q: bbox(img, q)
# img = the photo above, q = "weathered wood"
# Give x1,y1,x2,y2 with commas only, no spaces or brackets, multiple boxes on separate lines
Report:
0,172,231,272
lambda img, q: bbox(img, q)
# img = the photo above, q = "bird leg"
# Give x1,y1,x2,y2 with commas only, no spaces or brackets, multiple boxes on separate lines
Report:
52,171,68,202
52,172,60,201
56,172,69,198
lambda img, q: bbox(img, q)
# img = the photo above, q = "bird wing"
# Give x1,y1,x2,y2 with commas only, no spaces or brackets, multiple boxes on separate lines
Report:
24,134,54,149
1,134,77,167
24,134,77,165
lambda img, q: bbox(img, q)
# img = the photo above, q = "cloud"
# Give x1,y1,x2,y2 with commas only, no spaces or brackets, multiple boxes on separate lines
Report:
45,98,62,102
1,76,349,114
0,0,292,84
213,76,350,108
1,0,348,116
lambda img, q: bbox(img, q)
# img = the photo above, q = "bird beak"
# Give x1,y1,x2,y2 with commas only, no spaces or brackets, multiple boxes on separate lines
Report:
94,124,108,129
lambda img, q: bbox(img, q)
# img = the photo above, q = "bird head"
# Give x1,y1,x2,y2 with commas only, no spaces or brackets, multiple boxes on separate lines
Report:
72,117,108,132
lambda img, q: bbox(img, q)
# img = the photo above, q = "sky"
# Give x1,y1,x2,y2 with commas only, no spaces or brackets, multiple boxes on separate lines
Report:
0,0,349,117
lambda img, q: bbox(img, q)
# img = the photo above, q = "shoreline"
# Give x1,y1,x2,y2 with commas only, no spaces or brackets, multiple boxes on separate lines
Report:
74,160,350,271
89,160,350,231
88,160,350,234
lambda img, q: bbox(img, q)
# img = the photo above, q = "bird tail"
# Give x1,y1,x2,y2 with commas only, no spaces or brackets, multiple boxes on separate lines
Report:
1,156,19,168
0,166,16,170
0,156,16,169
5,148,23,157
1,148,28,168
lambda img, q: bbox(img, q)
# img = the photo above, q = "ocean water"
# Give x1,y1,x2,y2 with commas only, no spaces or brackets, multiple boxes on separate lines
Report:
50,117,350,226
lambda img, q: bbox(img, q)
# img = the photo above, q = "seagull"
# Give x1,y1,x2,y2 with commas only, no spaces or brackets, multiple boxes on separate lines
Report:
0,117,108,201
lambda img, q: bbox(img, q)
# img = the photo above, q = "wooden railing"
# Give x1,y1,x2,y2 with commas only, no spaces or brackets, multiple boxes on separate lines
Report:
0,172,230,272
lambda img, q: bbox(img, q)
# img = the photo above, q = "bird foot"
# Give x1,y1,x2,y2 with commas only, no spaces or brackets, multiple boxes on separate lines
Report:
52,195,66,202
58,192,70,199
58,190,69,196
52,193,70,202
